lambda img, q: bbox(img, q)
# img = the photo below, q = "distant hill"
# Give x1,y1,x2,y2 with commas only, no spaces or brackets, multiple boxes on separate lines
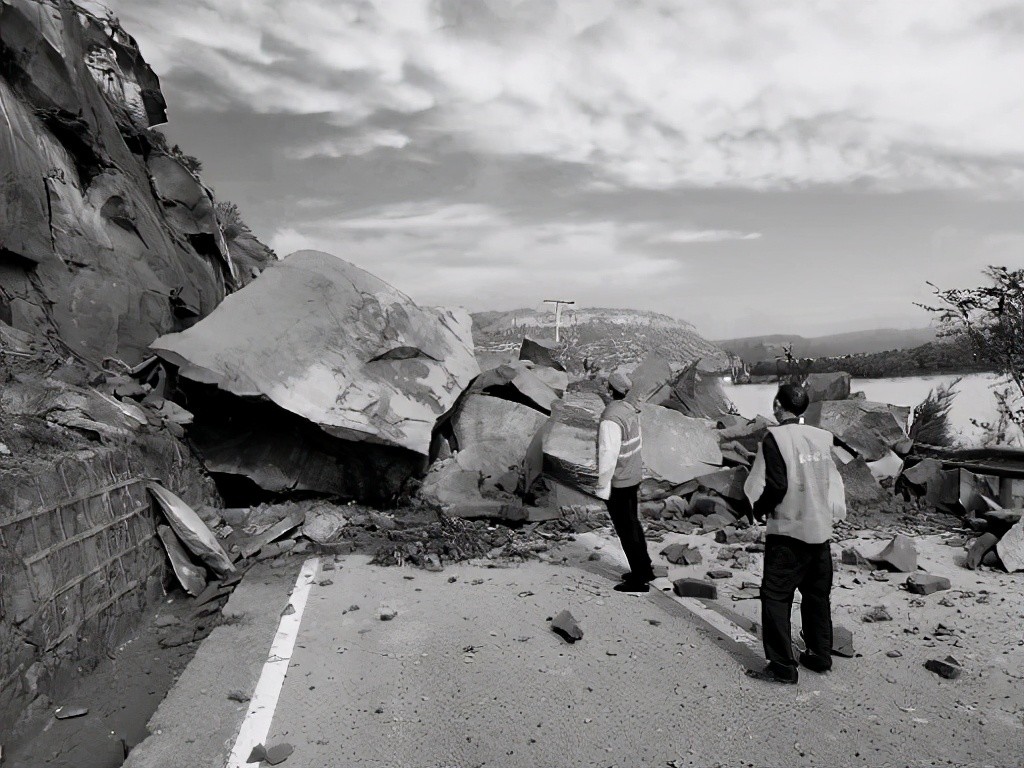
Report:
717,327,939,364
472,307,733,372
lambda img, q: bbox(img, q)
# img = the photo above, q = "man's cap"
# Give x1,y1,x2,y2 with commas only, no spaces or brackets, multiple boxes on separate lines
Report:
608,372,632,395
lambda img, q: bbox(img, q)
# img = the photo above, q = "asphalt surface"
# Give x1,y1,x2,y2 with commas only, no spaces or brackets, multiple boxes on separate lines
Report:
122,542,1022,768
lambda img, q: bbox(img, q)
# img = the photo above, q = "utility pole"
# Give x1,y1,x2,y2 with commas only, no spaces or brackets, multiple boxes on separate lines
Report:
543,299,575,343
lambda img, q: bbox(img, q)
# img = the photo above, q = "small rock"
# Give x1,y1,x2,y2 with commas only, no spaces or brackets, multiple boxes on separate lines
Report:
924,656,962,680
54,705,89,720
965,533,998,570
651,564,669,579
672,578,717,599
832,625,855,657
227,690,250,703
265,743,294,765
868,534,918,573
153,615,180,628
379,606,398,621
318,579,333,587
863,606,892,623
905,574,951,595
716,546,739,561
714,526,740,545
841,547,869,567
551,610,583,643
706,569,733,580
661,543,702,565
886,650,902,658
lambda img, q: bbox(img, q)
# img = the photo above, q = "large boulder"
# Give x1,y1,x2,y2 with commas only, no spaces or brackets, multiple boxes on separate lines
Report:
418,455,525,521
639,404,722,496
537,395,603,495
519,337,565,371
833,448,885,503
996,516,1024,572
534,395,723,501
625,352,674,404
153,251,479,457
452,394,549,487
803,372,852,403
803,400,912,461
472,361,560,414
662,360,736,420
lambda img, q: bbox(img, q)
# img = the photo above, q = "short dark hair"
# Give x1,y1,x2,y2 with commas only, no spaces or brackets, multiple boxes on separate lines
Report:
775,383,809,416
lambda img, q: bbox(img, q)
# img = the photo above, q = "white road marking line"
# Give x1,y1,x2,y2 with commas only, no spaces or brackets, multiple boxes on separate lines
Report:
225,557,320,768
573,532,761,653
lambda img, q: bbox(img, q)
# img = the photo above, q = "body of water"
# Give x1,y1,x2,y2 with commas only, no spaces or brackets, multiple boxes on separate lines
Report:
725,373,1023,448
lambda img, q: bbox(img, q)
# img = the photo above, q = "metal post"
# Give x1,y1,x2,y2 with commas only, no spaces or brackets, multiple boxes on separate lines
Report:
543,299,574,343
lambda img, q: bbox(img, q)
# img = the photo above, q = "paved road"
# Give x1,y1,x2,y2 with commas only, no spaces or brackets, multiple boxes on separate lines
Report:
125,546,1021,768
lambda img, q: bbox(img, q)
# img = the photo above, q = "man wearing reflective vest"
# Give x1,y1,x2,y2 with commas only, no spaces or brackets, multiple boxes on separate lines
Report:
743,383,847,684
595,372,655,593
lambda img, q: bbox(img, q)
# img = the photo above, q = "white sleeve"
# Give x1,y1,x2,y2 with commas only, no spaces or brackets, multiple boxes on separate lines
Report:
595,420,622,500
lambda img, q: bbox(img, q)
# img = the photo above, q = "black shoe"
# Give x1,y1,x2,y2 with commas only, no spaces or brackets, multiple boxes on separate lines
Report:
745,664,798,684
799,651,832,673
613,580,650,593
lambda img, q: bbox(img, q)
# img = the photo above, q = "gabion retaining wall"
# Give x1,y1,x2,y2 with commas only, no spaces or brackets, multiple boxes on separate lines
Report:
0,435,217,737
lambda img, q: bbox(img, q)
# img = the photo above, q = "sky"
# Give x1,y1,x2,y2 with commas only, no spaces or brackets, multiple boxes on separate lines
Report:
103,0,1024,339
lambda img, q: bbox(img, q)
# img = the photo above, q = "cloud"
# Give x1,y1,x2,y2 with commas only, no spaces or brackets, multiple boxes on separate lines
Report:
264,201,689,310
650,229,762,244
107,0,1024,194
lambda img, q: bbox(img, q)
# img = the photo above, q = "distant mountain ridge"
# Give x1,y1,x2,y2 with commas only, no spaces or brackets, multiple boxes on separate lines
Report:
717,327,939,363
472,307,732,372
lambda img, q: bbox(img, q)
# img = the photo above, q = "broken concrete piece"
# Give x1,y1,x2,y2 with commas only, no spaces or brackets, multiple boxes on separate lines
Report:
661,543,702,565
156,525,207,597
905,574,951,595
965,533,999,570
149,483,235,576
672,578,717,599
868,534,918,573
995,515,1024,572
924,656,962,680
651,564,669,579
152,251,479,456
706,569,733,579
551,610,583,643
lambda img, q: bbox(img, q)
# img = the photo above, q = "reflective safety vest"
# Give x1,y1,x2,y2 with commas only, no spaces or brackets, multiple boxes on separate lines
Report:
749,423,847,543
600,400,643,487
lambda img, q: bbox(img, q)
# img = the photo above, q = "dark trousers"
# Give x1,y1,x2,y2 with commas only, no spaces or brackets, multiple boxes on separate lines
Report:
606,484,653,581
761,534,833,671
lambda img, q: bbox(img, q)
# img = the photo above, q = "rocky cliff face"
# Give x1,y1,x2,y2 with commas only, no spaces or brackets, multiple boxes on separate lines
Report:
0,0,273,366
